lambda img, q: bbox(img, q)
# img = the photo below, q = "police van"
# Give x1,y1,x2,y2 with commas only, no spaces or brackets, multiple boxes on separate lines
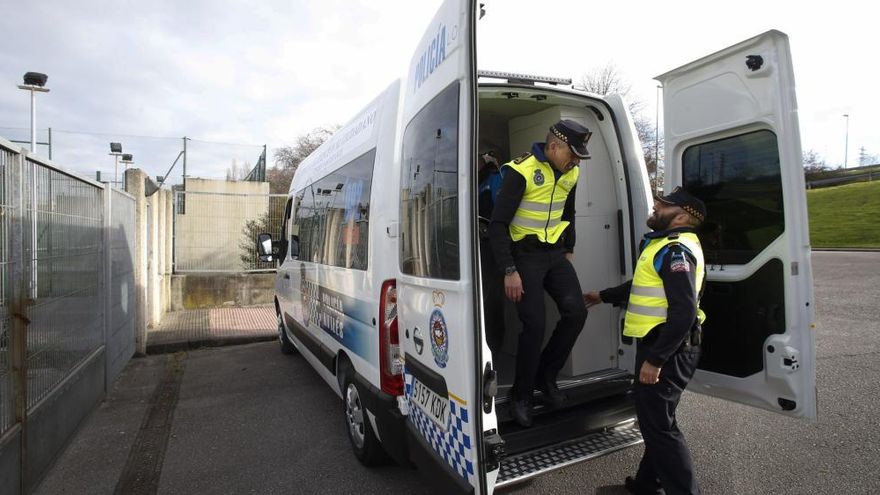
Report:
257,1,816,492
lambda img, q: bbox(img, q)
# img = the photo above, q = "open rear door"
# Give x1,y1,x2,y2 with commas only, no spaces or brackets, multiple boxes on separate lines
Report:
657,30,817,419
397,1,495,493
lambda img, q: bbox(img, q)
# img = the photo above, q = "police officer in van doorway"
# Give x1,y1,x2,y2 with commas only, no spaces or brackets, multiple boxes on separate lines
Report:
477,149,506,355
488,119,591,427
584,187,708,495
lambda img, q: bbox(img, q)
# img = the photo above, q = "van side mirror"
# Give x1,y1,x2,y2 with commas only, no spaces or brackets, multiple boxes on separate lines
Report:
257,233,274,262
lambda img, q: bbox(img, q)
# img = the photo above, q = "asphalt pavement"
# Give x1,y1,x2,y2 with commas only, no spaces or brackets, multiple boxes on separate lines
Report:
34,251,880,494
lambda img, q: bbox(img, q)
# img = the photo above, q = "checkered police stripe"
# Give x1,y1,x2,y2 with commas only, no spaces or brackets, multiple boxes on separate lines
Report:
405,371,476,485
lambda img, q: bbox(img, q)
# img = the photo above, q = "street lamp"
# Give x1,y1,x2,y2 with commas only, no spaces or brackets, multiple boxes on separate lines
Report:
16,72,50,153
842,114,850,169
109,142,124,187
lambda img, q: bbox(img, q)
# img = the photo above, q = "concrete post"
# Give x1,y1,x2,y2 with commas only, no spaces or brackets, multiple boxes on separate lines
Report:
164,190,173,312
149,192,161,328
125,169,147,356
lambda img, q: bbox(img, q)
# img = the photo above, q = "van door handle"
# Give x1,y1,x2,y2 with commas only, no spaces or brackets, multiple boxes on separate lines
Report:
283,274,291,280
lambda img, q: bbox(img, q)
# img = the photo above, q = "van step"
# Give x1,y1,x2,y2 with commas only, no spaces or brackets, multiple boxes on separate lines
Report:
496,421,642,487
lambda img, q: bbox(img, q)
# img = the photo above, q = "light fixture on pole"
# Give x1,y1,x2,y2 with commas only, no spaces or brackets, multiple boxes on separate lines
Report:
842,114,850,169
121,153,134,176
16,72,50,154
109,142,124,188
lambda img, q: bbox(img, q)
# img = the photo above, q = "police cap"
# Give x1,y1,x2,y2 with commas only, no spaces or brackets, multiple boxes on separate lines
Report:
655,186,707,223
549,119,592,159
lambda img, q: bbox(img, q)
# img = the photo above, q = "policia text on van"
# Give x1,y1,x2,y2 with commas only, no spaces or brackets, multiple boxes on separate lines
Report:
257,1,817,493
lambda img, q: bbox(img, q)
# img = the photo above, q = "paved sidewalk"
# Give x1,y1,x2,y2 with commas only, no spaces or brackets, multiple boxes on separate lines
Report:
146,305,276,354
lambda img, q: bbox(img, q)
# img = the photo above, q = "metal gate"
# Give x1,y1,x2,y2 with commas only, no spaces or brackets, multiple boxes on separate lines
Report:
0,137,136,494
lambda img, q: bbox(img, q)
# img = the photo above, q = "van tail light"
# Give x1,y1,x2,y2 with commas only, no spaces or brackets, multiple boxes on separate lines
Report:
379,279,404,396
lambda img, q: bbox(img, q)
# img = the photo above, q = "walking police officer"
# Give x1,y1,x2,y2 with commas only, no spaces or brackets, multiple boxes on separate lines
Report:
488,119,591,427
584,187,708,495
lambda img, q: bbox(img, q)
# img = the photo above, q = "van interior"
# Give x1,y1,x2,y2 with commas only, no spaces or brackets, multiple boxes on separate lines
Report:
477,83,638,457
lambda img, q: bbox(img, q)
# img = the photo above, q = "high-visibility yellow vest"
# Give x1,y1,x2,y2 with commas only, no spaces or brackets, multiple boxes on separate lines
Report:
623,232,706,338
503,153,579,244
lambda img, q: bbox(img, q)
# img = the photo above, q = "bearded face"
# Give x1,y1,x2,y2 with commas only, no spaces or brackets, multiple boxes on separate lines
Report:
647,205,680,231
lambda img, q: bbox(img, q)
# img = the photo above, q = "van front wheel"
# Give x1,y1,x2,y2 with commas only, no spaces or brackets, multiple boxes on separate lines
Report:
343,376,388,466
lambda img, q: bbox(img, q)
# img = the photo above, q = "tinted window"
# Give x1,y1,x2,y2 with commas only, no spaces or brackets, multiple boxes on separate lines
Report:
400,82,460,279
682,130,783,265
293,149,375,270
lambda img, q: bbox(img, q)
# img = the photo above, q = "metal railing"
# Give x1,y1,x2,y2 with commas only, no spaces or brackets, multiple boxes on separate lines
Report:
174,190,286,272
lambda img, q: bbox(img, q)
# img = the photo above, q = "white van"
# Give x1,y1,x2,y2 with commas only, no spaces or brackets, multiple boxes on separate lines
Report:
257,1,816,492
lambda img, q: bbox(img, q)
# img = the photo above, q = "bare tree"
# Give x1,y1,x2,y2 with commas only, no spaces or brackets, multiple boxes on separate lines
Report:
577,63,662,192
803,149,827,174
225,159,251,181
269,125,340,193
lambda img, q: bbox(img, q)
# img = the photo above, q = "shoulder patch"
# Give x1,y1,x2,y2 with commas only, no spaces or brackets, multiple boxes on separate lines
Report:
668,251,690,273
512,152,532,164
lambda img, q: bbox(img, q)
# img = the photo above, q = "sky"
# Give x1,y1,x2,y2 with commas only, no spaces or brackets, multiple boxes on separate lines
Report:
1,0,877,186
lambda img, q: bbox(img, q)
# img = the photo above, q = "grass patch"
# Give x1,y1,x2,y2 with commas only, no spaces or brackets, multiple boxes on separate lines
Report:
807,181,880,248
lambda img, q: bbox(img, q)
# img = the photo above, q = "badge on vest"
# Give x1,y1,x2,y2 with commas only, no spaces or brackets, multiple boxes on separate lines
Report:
669,251,690,272
533,169,545,186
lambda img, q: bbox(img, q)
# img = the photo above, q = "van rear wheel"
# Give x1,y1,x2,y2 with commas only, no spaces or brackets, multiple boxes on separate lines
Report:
343,375,388,466
277,312,296,355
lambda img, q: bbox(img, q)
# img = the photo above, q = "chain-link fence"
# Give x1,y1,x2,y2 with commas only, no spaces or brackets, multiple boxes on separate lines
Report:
174,190,287,272
0,136,137,494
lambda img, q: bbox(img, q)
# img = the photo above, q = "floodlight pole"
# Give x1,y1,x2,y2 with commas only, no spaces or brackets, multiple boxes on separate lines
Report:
17,84,50,152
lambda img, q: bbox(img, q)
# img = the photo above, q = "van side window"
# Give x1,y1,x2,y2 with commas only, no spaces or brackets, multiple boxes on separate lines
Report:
399,82,460,280
682,130,783,265
293,149,376,270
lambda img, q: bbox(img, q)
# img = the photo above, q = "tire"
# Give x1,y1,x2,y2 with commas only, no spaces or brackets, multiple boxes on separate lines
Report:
277,311,296,355
342,373,388,466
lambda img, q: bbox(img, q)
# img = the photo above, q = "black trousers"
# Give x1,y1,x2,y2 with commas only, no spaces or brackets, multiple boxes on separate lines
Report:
511,241,587,400
633,339,702,495
479,238,506,355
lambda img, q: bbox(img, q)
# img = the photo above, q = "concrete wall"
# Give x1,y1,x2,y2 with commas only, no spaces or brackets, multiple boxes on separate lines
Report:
170,273,275,310
125,169,173,354
174,178,271,272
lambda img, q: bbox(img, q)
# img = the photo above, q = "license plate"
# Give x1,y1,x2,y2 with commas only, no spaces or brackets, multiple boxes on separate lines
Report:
410,378,450,430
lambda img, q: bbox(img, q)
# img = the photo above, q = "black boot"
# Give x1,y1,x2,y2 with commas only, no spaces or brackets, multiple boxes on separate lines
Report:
624,475,664,495
509,398,533,427
536,375,566,409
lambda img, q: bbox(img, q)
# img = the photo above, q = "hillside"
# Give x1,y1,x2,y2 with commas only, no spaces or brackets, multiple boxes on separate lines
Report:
807,180,880,248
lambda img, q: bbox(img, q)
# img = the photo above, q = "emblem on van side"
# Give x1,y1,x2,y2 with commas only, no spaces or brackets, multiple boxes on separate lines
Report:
533,169,545,186
414,327,425,355
432,290,445,307
430,309,449,368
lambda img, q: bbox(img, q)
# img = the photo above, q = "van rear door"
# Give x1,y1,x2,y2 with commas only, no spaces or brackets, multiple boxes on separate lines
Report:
657,30,817,419
397,0,493,492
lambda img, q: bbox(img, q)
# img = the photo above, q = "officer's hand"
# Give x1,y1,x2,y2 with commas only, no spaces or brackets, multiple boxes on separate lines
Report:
639,362,661,385
504,272,524,303
583,291,602,308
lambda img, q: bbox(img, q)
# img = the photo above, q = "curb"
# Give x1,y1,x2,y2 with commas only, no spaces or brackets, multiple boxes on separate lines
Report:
812,248,880,252
146,334,277,355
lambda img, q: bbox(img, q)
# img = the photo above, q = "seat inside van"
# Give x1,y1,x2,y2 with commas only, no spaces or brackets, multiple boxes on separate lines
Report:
477,84,636,449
